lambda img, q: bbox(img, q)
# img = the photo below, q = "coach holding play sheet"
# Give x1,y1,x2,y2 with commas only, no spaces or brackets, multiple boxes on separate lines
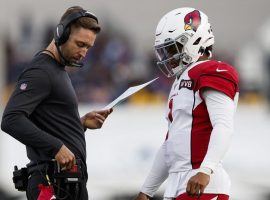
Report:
1,6,112,200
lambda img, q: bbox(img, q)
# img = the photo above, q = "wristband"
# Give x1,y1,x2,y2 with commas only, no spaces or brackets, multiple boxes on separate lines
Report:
198,167,212,176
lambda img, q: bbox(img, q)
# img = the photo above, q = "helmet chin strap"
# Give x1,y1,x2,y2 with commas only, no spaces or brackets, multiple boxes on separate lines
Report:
55,44,83,67
175,63,189,78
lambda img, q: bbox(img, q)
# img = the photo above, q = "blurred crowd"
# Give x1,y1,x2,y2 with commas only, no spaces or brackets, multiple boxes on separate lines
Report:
3,18,172,106
3,17,270,106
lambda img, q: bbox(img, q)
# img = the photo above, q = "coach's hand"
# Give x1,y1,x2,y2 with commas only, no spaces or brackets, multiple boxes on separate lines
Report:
186,172,210,197
81,108,113,130
134,192,150,200
55,145,75,170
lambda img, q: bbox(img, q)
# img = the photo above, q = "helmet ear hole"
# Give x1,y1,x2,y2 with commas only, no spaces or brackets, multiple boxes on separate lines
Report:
198,47,205,54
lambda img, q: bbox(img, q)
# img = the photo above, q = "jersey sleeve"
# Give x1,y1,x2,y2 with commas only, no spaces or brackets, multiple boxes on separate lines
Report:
200,89,235,172
1,68,63,157
197,62,239,100
141,143,169,197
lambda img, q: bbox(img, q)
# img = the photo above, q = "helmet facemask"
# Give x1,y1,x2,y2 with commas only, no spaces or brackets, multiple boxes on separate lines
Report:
155,34,192,78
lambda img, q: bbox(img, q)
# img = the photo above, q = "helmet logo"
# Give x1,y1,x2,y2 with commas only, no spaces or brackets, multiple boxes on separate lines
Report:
184,10,201,31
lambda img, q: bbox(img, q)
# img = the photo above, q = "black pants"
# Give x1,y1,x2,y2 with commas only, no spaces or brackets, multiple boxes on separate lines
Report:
26,162,88,200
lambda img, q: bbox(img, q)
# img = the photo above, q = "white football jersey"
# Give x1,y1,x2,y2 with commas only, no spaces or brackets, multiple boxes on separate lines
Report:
163,60,239,196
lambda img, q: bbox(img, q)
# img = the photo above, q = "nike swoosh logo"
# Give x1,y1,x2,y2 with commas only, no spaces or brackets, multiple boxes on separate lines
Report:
210,196,218,200
216,68,227,72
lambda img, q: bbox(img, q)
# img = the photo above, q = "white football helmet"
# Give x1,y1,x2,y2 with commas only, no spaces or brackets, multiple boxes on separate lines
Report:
154,7,214,77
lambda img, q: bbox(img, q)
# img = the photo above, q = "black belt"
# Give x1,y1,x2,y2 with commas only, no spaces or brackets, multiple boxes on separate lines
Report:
27,159,87,180
27,160,55,175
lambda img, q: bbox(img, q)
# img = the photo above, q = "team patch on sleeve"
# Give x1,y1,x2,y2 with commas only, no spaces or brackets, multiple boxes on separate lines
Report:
179,80,194,90
20,83,28,90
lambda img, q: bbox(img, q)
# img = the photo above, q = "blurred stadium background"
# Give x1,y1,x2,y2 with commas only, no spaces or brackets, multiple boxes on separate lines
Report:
0,0,270,199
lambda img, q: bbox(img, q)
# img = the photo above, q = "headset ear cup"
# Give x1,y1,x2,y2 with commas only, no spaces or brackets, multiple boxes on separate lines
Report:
54,24,64,45
61,26,71,45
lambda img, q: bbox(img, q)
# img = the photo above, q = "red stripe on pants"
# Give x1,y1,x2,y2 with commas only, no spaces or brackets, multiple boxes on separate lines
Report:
175,193,229,200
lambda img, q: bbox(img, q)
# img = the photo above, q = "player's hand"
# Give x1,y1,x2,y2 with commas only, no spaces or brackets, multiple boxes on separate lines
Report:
55,145,75,170
134,192,150,200
81,108,113,130
186,172,210,197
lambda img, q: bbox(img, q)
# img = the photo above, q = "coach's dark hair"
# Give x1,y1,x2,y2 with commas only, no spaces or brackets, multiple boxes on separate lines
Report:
61,6,101,34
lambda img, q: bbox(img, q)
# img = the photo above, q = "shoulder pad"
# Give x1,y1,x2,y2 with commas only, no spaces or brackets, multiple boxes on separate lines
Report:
189,60,239,99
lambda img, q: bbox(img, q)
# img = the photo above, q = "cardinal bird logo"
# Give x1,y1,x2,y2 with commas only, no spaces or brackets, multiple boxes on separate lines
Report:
184,10,201,31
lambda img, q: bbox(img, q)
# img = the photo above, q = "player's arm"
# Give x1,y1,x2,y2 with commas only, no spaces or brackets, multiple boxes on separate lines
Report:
135,142,169,199
1,68,63,157
186,89,236,196
200,89,236,172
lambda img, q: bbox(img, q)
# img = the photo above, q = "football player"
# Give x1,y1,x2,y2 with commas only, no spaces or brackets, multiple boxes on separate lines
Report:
135,7,239,200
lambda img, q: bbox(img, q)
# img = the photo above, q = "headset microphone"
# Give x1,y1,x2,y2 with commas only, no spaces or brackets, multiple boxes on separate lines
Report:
55,44,84,68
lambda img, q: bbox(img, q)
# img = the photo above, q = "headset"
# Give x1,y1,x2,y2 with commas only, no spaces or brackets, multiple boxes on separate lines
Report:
54,9,99,67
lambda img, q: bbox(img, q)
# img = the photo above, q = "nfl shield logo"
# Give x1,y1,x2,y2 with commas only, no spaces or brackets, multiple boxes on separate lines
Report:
20,83,27,90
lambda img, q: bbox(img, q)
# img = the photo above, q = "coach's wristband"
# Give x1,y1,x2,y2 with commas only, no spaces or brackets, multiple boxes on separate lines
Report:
198,167,213,176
